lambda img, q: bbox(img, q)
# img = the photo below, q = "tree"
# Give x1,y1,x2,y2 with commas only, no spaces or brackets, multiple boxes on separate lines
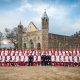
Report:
5,27,18,49
0,32,4,48
72,31,80,38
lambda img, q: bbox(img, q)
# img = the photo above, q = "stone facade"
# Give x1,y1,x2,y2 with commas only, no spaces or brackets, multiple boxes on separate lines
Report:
22,30,42,49
17,11,80,50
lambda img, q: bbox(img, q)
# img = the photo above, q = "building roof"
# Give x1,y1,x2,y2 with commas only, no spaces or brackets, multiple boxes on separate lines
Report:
27,21,38,32
49,33,70,37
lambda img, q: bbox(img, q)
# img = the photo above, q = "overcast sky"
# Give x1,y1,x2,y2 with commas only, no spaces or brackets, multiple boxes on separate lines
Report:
0,0,80,36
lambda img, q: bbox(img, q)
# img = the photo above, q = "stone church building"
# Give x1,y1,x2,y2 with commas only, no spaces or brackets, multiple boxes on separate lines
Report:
17,10,80,50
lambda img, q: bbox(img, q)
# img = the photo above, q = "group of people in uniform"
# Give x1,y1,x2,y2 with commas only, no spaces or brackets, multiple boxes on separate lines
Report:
0,48,80,66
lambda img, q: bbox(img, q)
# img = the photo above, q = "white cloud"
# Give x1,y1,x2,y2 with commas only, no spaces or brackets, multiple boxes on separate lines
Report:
52,17,80,35
0,0,80,36
0,10,26,32
16,3,32,12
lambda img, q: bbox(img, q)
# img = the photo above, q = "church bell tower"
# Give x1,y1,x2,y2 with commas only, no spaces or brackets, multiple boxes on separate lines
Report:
17,21,23,49
42,10,49,49
42,9,49,30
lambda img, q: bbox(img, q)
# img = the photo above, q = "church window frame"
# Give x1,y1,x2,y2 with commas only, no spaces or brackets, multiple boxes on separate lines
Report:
19,26,22,29
37,43,41,50
46,19,47,22
24,43,26,48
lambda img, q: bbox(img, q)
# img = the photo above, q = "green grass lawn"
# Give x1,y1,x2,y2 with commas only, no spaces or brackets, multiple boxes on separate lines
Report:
0,66,80,80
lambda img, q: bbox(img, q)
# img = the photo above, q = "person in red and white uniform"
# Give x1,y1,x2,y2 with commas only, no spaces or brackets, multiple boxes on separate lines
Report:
18,49,22,56
24,53,28,66
5,49,9,56
0,55,2,66
65,55,69,66
48,49,52,56
54,49,58,56
6,55,11,66
51,48,54,55
65,49,69,56
51,52,55,66
62,49,66,56
58,49,62,56
1,49,5,56
73,49,76,56
69,49,72,56
74,55,78,66
24,49,27,56
33,50,38,66
1,55,6,66
11,49,15,56
41,50,44,56
11,56,16,66
38,51,41,65
68,55,73,66
15,49,18,56
15,55,20,66
78,55,80,66
60,55,65,66
20,55,25,66
55,55,60,66
76,49,80,56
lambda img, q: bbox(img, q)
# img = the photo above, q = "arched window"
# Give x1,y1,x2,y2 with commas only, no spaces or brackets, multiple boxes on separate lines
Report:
29,39,34,49
46,19,47,22
37,43,41,50
24,43,26,48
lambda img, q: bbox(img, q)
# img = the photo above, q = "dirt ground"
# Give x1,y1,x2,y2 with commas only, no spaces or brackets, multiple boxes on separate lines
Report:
0,66,80,80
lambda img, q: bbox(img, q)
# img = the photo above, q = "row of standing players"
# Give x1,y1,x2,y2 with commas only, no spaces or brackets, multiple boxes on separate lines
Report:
0,49,80,66
0,54,80,66
0,49,80,56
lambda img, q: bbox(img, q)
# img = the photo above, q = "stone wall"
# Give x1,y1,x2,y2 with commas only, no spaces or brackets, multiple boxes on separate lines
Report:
42,29,48,49
48,33,69,49
48,33,80,49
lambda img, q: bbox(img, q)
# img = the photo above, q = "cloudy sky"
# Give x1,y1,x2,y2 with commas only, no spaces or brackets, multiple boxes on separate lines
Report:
0,0,80,36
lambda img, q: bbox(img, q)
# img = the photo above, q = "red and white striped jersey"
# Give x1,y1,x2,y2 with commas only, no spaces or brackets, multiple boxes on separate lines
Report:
11,50,15,56
6,56,10,62
33,54,38,62
5,50,9,56
58,50,62,56
74,56,78,63
1,50,5,56
55,50,58,56
20,56,25,62
51,55,55,62
68,56,73,62
1,56,5,62
0,56,2,61
60,56,65,62
11,56,15,62
62,50,65,56
24,56,28,62
65,56,69,62
15,56,20,62
56,56,60,62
